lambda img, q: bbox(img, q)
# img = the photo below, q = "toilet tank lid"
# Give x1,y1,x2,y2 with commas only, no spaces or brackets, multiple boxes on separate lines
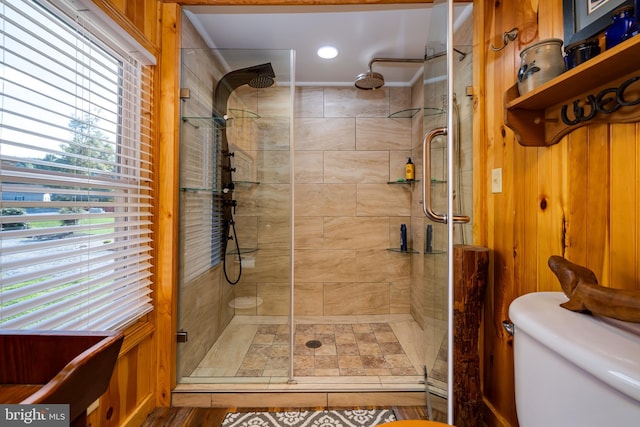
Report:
509,291,640,403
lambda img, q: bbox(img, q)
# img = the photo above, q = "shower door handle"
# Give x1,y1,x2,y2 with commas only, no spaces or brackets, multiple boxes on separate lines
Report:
422,127,470,224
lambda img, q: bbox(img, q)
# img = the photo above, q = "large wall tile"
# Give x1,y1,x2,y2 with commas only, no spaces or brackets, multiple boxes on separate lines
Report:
294,282,324,316
257,282,291,316
357,184,411,216
295,87,323,118
294,249,357,282
389,87,412,115
257,117,290,151
323,88,388,117
295,118,355,151
356,118,412,151
295,151,324,183
294,216,324,249
323,282,390,315
259,150,290,184
390,278,410,314
258,86,290,118
257,183,291,216
258,215,290,249
241,248,291,283
295,184,356,217
323,217,389,250
356,249,410,282
324,151,389,183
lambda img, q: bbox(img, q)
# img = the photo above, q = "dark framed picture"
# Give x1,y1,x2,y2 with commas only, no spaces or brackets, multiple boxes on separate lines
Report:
563,0,634,45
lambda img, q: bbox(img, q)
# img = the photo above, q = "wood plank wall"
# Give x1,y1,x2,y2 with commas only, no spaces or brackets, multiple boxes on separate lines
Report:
475,0,640,425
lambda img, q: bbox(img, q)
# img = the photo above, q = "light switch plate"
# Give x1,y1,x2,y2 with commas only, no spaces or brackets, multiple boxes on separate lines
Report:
492,168,502,193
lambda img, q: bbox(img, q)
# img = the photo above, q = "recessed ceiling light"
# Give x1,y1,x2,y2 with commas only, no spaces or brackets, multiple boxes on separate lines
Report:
317,46,338,59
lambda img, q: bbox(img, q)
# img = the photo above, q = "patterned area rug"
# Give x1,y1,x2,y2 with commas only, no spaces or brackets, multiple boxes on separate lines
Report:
222,409,396,427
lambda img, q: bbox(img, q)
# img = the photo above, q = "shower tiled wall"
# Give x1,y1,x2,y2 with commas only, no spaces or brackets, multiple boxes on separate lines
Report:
293,87,416,316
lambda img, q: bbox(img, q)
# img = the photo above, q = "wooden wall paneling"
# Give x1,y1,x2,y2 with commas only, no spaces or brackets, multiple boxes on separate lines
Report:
529,0,563,292
610,123,638,289
471,0,487,247
479,0,499,417
565,127,589,266
479,0,519,424
92,0,160,58
534,142,564,291
635,123,640,291
584,125,610,282
157,1,181,407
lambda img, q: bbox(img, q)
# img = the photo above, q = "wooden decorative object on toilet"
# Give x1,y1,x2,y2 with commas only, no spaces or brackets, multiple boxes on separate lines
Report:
548,255,640,322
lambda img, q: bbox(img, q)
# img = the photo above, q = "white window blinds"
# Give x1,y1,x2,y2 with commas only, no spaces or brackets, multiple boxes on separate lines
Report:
0,0,155,330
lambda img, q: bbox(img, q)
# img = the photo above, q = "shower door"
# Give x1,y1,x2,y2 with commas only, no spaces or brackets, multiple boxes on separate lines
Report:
176,48,295,385
421,1,473,423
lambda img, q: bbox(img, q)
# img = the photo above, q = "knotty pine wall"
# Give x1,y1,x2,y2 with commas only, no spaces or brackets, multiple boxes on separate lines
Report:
475,1,640,426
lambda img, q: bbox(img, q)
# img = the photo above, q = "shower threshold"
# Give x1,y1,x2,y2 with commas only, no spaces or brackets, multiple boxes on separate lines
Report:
178,314,447,397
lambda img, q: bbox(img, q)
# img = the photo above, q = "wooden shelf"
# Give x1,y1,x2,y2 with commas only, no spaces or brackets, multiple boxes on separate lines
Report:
505,35,640,146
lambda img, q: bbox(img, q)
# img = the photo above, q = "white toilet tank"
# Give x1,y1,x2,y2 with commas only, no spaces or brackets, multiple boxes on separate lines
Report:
509,292,640,427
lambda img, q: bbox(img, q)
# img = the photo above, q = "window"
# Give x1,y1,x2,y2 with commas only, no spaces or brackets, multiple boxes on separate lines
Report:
0,0,155,330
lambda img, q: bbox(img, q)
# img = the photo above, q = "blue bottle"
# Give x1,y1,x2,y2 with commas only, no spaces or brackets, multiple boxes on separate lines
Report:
425,225,433,253
606,6,634,49
622,0,640,41
400,224,407,251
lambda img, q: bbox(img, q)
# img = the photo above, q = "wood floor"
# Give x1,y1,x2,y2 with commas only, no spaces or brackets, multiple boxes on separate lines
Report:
141,405,446,426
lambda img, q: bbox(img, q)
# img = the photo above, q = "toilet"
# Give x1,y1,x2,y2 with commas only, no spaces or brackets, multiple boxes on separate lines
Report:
509,292,640,427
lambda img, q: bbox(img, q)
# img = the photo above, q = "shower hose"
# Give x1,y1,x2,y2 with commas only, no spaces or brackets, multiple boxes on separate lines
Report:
223,218,242,285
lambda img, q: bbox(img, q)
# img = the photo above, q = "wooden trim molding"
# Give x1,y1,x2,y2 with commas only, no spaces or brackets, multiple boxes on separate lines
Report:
156,1,182,408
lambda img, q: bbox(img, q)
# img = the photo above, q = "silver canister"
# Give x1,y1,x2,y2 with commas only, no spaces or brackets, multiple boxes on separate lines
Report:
517,38,565,96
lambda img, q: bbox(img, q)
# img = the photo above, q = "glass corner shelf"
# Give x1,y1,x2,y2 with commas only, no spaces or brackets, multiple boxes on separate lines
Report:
387,248,420,254
388,180,419,184
388,108,421,119
228,247,258,255
180,187,215,193
228,108,260,119
424,107,445,117
181,117,217,128
234,180,261,185
424,250,446,255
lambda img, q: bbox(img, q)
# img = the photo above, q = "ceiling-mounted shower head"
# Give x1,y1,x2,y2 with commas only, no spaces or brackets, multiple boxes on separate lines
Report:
354,57,424,90
355,70,385,90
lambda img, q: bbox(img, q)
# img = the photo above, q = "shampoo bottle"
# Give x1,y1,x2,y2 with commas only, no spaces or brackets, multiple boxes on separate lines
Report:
400,224,407,251
405,158,415,181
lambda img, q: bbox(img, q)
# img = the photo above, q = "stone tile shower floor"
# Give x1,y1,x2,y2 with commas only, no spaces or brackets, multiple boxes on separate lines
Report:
237,322,418,377
182,314,448,393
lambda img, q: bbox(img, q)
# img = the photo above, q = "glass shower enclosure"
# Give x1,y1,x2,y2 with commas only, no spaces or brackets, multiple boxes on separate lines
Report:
177,48,295,383
420,1,474,423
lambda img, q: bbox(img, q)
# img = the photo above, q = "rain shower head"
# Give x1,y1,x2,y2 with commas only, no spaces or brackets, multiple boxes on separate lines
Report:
354,70,385,90
354,57,424,90
214,62,276,115
249,74,275,89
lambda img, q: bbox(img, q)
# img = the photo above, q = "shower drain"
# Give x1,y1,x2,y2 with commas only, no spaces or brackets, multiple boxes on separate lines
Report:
305,340,322,349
